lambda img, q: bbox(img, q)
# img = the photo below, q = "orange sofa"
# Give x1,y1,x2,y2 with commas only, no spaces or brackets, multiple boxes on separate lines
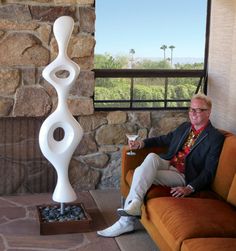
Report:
121,132,236,251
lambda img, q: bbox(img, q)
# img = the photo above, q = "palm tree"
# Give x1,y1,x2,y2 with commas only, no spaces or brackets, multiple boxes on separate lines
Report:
129,49,135,68
169,45,175,66
160,44,167,60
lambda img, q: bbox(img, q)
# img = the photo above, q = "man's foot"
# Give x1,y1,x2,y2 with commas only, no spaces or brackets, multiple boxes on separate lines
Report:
97,219,134,237
117,198,142,218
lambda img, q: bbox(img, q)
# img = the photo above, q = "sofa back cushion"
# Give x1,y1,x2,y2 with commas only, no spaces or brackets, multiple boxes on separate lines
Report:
227,174,236,207
211,134,236,200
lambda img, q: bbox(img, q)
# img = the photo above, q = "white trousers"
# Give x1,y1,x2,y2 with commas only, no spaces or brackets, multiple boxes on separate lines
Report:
121,153,186,224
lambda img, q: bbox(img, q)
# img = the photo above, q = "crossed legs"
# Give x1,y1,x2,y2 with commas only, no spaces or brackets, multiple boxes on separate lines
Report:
97,153,185,237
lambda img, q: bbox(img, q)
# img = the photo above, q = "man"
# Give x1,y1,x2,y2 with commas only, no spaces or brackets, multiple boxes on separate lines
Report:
97,93,225,237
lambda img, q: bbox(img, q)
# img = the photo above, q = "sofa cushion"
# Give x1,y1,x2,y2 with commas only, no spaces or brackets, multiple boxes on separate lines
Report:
212,134,236,200
145,197,236,251
181,238,236,251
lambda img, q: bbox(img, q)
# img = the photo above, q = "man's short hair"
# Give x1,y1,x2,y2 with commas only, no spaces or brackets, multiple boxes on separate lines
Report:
191,93,212,109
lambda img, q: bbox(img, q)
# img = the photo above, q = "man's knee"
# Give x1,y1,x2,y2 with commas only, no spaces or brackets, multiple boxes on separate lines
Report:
145,152,159,161
143,152,168,171
134,153,163,176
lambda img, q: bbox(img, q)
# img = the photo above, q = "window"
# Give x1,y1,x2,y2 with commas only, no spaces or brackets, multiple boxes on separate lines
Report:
94,0,210,110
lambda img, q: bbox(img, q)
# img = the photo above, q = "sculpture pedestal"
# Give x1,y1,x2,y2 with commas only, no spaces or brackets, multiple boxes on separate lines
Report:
36,203,92,235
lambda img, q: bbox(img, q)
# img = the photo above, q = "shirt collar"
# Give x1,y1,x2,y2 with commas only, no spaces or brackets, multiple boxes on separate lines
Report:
191,122,209,134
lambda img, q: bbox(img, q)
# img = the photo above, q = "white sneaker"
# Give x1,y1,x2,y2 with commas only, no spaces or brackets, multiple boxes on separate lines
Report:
97,219,134,237
117,198,142,218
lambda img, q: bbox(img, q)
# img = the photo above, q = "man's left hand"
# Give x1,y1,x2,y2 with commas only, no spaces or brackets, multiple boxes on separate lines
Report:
170,186,193,197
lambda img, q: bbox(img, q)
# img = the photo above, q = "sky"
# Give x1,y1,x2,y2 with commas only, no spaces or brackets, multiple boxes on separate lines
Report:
94,0,207,60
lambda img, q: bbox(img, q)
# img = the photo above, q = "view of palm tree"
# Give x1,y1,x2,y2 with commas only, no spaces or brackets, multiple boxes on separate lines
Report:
129,49,135,69
160,44,168,60
169,45,175,65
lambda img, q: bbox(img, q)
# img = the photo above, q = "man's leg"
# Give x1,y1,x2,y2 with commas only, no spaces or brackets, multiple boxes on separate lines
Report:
127,153,171,202
153,166,186,187
118,153,185,217
97,153,185,237
97,216,136,237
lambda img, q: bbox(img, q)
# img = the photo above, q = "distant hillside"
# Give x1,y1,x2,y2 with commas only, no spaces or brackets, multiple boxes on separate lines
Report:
172,57,204,64
138,57,204,64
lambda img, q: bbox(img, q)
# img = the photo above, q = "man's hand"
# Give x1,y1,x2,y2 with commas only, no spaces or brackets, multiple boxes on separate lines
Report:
128,140,144,150
170,186,193,197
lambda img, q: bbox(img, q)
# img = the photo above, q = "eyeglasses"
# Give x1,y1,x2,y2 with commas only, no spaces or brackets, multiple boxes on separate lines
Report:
189,108,208,113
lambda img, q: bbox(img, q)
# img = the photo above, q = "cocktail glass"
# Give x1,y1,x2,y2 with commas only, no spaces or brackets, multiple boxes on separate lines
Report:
126,134,139,156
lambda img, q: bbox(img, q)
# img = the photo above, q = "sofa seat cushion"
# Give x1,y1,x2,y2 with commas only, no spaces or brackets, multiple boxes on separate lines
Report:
181,238,236,251
145,197,236,251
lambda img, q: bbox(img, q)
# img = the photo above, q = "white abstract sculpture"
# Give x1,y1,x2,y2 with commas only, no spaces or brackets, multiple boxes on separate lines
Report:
39,16,83,205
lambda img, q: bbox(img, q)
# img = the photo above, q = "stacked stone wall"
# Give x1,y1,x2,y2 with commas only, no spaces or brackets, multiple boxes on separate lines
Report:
0,0,95,117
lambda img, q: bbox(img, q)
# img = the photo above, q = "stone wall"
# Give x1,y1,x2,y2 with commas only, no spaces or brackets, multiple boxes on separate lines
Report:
0,0,189,195
0,0,95,117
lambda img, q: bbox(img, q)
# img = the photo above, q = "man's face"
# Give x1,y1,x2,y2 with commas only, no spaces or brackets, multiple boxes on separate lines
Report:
188,98,211,128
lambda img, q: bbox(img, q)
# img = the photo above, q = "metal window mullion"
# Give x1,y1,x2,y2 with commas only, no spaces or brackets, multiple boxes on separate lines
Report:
195,76,204,94
164,77,168,108
130,77,134,109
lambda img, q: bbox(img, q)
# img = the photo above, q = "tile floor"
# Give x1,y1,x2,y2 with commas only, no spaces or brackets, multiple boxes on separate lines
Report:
0,190,159,251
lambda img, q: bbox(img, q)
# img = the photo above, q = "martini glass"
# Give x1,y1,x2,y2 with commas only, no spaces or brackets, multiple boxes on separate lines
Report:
126,134,139,155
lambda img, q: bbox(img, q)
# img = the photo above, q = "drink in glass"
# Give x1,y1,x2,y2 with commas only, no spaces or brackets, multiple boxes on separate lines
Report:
126,134,138,155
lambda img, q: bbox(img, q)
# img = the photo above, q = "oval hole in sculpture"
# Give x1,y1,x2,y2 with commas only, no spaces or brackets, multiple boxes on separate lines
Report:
53,127,65,141
55,70,70,79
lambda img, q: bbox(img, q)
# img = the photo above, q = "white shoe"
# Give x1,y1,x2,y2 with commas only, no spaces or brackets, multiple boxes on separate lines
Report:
117,198,142,218
97,219,134,237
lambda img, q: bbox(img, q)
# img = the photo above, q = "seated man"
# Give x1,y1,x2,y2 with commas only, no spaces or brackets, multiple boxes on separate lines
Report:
97,93,225,237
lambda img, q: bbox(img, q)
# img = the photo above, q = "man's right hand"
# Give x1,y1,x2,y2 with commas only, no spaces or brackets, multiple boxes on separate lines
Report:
129,140,144,150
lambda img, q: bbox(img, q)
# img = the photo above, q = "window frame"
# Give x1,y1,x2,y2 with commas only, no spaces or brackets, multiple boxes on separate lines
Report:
93,0,211,111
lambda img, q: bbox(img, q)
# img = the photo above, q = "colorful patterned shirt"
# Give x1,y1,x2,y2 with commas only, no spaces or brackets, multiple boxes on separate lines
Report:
170,125,206,173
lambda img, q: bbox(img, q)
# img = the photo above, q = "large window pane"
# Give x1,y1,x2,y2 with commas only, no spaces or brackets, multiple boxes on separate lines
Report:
95,0,207,69
94,0,208,110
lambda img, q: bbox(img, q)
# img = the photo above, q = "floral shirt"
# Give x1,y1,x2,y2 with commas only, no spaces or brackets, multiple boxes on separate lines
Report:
170,125,206,173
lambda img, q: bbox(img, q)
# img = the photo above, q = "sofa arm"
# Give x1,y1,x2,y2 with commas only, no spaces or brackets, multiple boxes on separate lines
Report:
120,145,167,197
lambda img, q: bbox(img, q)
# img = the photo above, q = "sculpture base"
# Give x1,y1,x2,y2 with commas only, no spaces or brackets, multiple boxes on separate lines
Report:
36,203,92,235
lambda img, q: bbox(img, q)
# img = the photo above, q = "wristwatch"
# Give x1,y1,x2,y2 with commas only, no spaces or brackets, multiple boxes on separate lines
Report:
187,184,195,192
